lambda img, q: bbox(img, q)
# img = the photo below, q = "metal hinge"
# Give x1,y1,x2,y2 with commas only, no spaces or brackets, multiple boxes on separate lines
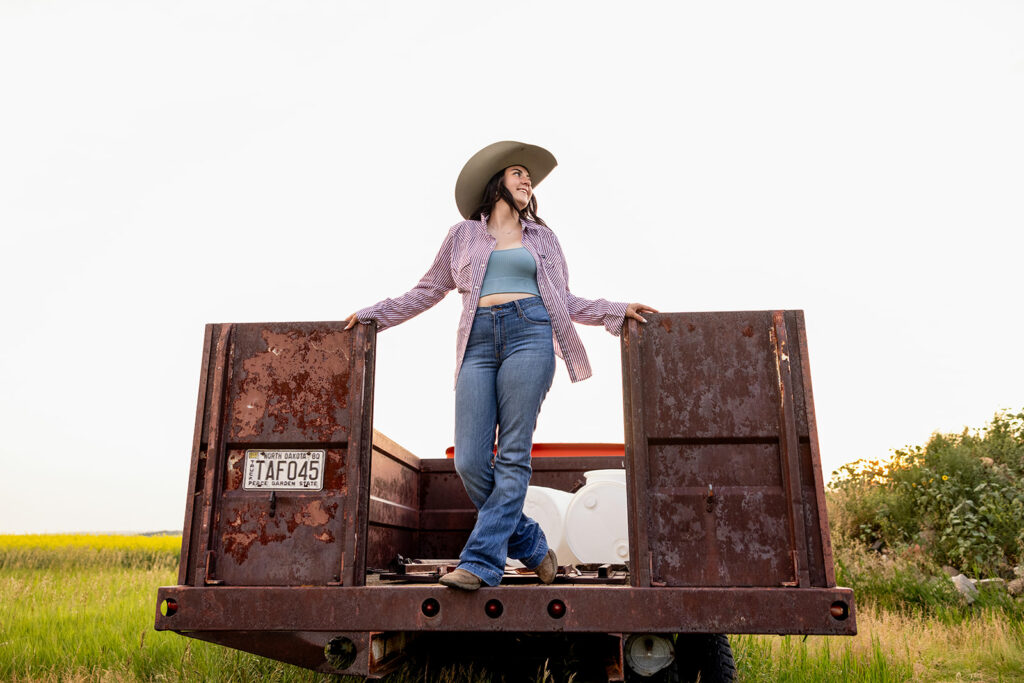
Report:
203,550,224,585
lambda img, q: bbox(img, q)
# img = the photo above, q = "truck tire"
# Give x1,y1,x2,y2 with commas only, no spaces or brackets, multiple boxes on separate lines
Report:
674,634,735,683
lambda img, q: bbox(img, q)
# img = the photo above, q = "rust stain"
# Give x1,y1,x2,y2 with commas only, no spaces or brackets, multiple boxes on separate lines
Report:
234,387,266,438
325,450,348,492
742,325,754,338
687,323,696,332
225,451,244,491
227,508,244,528
232,329,351,440
287,499,335,534
221,530,258,564
221,506,287,564
219,497,339,566
659,319,672,333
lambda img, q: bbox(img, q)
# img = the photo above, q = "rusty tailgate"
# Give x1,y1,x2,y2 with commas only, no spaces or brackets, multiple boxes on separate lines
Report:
622,311,835,589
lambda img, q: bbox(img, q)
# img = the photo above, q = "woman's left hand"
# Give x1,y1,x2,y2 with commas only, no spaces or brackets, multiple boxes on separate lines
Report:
625,303,659,324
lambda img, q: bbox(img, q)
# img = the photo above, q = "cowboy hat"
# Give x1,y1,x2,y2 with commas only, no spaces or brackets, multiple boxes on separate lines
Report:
455,141,558,219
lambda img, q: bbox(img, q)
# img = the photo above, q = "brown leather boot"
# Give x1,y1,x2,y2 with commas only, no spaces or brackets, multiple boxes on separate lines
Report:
531,550,558,584
439,568,482,591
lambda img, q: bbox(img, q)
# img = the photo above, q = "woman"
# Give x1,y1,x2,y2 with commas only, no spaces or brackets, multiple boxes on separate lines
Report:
345,141,656,591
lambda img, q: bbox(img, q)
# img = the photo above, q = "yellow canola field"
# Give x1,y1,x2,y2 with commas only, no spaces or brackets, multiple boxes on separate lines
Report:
0,533,179,551
0,533,180,570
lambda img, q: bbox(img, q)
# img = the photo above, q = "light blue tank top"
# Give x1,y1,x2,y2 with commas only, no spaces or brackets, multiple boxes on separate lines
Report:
479,247,541,297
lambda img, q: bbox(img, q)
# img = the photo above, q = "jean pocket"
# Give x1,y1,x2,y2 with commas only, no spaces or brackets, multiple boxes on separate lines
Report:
521,306,551,325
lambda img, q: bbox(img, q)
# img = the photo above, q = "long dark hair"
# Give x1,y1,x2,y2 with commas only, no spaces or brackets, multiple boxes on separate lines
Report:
469,167,548,226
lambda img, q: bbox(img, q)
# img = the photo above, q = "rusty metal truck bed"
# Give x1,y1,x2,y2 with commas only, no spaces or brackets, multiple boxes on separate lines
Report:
155,311,854,679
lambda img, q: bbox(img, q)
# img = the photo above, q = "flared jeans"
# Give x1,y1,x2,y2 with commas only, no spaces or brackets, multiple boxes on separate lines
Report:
453,296,556,586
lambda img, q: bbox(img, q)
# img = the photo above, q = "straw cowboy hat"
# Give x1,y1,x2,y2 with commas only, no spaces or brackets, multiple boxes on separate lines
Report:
455,141,558,219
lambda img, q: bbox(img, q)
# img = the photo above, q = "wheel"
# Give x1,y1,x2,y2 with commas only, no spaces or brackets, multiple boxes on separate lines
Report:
674,634,735,683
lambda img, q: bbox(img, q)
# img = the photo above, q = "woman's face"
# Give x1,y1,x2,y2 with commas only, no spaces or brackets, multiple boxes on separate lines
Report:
502,165,532,210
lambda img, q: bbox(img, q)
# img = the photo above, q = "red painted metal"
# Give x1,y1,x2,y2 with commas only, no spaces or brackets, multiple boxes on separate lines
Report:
444,443,625,458
157,311,855,679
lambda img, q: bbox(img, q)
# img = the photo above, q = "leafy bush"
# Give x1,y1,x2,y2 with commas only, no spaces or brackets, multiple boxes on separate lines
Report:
829,411,1024,578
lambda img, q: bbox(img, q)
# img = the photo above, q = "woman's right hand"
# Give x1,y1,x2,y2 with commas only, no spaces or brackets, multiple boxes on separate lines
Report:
344,312,360,330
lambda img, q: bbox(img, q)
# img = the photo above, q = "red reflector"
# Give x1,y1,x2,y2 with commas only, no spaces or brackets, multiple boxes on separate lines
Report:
484,599,503,618
421,598,440,617
830,601,849,620
547,599,566,619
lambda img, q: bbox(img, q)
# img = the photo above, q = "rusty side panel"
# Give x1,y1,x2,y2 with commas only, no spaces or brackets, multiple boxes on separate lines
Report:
796,314,837,587
180,321,376,587
194,325,234,587
622,311,833,589
782,313,828,587
178,324,214,586
367,431,422,570
417,460,475,559
344,323,377,586
415,456,626,559
771,311,811,587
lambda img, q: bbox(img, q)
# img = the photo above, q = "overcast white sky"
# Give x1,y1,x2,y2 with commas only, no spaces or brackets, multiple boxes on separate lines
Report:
2,1,1022,534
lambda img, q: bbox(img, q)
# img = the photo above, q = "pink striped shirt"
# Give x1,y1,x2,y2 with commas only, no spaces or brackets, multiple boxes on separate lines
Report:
356,215,628,387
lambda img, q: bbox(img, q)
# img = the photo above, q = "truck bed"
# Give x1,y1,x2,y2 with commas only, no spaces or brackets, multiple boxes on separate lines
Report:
155,311,855,678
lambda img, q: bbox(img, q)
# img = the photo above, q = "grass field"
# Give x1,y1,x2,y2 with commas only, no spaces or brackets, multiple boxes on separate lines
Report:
2,535,1023,682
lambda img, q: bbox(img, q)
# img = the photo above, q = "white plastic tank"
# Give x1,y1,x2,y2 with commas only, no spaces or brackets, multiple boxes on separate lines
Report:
521,485,580,566
564,469,629,564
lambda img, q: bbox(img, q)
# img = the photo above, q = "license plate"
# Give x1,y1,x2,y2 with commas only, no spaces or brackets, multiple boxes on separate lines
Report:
243,450,325,491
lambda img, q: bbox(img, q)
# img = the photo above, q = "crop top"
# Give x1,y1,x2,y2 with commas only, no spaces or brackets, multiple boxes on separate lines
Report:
355,215,630,385
478,247,541,297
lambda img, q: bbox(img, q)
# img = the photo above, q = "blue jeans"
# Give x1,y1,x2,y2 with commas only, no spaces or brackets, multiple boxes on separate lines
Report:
454,296,556,586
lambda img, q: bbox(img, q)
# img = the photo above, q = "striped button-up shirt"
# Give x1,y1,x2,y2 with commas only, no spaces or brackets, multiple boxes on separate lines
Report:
356,215,628,387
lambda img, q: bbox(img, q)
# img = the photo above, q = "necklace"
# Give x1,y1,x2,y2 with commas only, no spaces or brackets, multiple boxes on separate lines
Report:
488,222,521,238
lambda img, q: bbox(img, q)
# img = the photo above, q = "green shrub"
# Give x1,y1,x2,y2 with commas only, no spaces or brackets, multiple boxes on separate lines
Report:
829,410,1024,578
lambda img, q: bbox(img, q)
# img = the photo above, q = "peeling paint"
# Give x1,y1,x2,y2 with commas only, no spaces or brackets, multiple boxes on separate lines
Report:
286,499,337,533
231,328,352,441
225,451,244,490
221,506,287,564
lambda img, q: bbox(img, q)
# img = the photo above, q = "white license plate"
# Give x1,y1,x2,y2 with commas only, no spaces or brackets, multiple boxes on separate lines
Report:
243,450,325,491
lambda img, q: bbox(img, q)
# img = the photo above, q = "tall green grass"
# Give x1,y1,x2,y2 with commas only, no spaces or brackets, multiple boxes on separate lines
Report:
732,633,910,682
4,533,1023,681
0,562,337,682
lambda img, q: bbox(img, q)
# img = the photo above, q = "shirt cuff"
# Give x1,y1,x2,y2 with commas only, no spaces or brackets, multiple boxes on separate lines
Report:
604,301,630,336
355,304,385,330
